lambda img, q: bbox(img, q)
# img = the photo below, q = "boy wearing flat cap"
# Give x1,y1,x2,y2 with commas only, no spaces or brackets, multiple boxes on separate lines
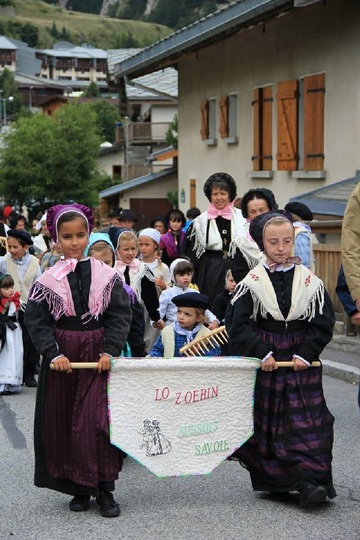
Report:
0,229,41,387
149,292,221,358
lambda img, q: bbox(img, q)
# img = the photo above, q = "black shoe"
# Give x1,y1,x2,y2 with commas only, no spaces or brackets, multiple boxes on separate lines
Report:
24,377,37,388
69,495,90,512
299,485,327,508
96,492,120,518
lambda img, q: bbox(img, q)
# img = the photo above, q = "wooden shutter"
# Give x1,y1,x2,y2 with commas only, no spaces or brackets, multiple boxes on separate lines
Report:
219,95,229,138
262,86,273,171
200,100,209,140
303,73,325,170
276,80,298,170
252,88,260,171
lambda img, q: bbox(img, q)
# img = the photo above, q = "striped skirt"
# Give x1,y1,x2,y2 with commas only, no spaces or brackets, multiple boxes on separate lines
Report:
43,328,122,493
235,328,336,498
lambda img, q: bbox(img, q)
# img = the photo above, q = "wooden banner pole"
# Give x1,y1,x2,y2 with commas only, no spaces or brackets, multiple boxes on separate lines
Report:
49,360,321,370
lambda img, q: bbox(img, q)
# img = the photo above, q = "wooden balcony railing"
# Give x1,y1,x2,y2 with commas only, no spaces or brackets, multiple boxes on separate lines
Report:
115,122,170,145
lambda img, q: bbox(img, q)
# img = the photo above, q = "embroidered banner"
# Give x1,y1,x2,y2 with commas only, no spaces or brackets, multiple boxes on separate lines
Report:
108,356,260,478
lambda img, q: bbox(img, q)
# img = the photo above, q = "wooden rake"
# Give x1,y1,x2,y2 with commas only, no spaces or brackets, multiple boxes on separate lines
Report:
179,325,229,356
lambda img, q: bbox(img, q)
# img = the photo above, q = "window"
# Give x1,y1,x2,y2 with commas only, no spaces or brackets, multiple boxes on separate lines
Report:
219,94,238,142
113,165,122,179
252,85,273,171
200,98,217,144
276,73,325,171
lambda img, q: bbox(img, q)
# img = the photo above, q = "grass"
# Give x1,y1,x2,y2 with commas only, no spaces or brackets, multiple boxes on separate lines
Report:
3,0,172,49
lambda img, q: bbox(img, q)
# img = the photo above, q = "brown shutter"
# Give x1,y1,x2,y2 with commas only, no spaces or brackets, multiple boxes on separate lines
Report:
303,73,325,170
219,95,229,138
262,85,273,171
252,88,260,171
276,80,298,170
200,100,209,140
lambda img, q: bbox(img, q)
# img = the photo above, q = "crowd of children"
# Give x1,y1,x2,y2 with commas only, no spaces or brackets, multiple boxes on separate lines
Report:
0,178,339,516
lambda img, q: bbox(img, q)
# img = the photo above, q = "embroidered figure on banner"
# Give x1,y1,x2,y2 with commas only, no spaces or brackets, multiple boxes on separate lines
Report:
138,419,172,457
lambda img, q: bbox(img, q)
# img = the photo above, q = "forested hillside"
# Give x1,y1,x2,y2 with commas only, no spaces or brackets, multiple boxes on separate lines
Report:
42,0,230,30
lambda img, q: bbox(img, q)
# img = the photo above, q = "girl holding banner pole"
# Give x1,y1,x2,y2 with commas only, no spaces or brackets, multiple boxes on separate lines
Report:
226,212,336,508
25,204,131,518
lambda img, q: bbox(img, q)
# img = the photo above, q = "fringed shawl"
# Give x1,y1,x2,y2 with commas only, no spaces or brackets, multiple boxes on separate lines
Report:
114,259,155,303
28,258,121,323
228,230,265,270
231,263,324,323
189,208,247,259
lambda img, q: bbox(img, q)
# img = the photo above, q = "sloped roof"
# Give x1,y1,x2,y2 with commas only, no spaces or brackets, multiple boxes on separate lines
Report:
37,44,107,59
289,173,360,217
0,36,17,50
108,49,178,99
99,167,177,198
112,0,293,79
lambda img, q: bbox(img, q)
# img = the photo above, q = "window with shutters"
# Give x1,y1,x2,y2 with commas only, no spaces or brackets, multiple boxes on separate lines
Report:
219,93,238,143
276,73,325,173
200,97,217,145
252,85,273,171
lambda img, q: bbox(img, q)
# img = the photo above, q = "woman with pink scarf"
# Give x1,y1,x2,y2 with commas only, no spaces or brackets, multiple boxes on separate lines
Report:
183,172,247,303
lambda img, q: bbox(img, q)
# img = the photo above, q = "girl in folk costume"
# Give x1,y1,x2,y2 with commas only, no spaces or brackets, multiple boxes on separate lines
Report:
226,212,336,509
86,232,147,358
25,204,131,518
229,188,278,283
183,172,247,303
0,229,41,388
149,292,220,358
0,274,23,395
138,227,170,351
159,209,186,267
110,228,164,351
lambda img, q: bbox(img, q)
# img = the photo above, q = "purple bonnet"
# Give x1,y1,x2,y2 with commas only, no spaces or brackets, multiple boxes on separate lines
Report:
46,203,94,243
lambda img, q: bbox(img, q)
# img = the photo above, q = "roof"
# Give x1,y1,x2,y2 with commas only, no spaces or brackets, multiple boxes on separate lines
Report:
289,173,360,217
112,0,294,79
99,167,177,198
37,44,107,59
0,36,17,50
108,49,178,99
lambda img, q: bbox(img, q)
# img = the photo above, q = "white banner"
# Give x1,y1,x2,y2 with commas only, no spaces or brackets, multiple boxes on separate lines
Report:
108,356,260,478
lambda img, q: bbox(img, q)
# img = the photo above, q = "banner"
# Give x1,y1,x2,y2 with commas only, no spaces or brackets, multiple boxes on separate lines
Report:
108,356,260,478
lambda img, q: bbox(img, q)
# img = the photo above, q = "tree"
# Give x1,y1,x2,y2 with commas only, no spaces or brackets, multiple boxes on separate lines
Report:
0,68,24,121
0,102,105,207
165,114,178,149
86,100,121,143
84,82,100,97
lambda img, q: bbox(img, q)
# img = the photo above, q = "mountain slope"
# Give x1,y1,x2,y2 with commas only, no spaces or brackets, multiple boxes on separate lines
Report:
0,0,172,49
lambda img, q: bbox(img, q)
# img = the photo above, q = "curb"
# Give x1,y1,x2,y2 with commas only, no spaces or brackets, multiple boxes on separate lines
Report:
321,359,359,385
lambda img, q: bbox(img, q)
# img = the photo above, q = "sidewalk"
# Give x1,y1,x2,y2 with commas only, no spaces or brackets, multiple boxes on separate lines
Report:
321,335,359,384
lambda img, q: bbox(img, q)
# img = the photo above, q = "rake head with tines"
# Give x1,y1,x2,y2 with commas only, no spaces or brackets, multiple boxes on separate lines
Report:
179,325,229,357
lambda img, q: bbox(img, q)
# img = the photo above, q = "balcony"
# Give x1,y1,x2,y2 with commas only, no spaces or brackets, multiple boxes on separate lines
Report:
115,122,170,145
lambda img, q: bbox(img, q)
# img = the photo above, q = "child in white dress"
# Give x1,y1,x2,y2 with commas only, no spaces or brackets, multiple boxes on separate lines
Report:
0,274,23,395
138,227,170,350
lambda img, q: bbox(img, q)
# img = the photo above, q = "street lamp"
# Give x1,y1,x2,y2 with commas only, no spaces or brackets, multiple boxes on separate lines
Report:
2,96,14,129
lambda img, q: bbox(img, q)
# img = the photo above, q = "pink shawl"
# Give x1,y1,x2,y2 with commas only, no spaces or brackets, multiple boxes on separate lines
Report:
28,257,120,323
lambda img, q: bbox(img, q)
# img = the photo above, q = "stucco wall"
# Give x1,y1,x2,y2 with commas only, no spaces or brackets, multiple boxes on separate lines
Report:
177,0,360,212
116,174,178,208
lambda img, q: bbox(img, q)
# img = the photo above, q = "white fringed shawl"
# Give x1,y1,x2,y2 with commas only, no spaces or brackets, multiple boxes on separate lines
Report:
231,263,324,322
189,208,247,259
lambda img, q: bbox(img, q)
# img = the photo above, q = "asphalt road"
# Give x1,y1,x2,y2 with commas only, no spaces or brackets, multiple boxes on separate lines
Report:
1,375,359,540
